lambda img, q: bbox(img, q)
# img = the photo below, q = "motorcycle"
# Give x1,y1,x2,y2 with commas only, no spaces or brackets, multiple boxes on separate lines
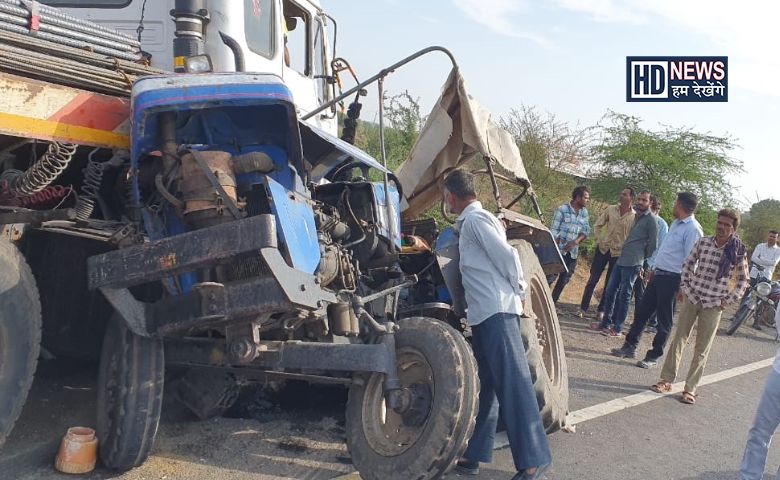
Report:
726,264,780,336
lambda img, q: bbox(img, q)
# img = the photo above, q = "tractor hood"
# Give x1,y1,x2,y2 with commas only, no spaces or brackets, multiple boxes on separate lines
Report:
395,68,528,219
301,121,392,182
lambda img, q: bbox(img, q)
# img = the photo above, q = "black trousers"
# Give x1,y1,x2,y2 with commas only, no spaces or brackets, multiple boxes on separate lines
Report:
633,273,646,314
624,272,681,361
580,248,617,312
550,252,578,303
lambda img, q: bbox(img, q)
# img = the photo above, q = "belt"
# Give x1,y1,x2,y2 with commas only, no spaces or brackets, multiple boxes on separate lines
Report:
655,269,681,277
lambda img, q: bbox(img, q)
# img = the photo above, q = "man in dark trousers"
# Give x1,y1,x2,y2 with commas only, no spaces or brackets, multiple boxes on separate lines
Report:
442,170,551,480
612,192,703,367
592,190,657,337
548,185,591,303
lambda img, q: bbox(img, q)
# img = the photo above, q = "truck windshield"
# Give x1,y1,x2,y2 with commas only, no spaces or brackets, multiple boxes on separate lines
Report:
41,0,131,6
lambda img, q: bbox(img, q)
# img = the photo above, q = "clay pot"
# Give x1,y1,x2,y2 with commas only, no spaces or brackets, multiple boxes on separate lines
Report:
54,427,98,474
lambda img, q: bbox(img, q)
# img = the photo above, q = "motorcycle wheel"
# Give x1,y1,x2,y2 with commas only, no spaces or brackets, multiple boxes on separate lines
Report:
726,303,752,335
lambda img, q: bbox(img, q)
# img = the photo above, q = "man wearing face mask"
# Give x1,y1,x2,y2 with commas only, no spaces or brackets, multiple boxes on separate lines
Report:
592,190,658,337
441,169,551,480
651,208,749,405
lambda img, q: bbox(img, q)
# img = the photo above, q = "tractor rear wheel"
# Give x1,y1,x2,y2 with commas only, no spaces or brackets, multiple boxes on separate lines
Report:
511,239,570,433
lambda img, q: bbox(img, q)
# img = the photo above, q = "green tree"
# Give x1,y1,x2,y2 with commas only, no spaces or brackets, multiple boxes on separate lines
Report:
741,199,780,248
500,106,595,219
589,112,742,234
353,91,422,172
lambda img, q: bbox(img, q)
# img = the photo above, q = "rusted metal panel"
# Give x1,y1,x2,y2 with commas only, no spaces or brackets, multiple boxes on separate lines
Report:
0,72,130,148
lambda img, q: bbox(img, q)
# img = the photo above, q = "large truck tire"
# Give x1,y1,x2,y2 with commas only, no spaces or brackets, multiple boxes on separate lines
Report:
346,317,479,480
0,239,41,447
96,315,164,470
510,239,570,433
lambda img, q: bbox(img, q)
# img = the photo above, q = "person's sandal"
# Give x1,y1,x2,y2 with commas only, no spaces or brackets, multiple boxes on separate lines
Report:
650,381,672,393
680,391,697,404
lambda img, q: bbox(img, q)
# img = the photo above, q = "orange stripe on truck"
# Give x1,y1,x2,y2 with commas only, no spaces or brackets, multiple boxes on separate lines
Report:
48,92,129,132
0,112,129,149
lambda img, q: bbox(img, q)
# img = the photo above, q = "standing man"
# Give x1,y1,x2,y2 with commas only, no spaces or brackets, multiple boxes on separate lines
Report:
635,195,671,333
650,208,749,404
592,191,657,337
548,186,591,303
580,187,636,320
442,170,551,480
739,305,780,480
612,192,703,366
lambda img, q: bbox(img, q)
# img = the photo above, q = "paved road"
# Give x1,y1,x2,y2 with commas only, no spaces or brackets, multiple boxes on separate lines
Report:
478,302,780,480
2,301,779,479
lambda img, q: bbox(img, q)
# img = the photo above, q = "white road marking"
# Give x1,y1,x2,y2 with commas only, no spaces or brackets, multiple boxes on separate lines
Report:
336,358,774,476
566,357,774,426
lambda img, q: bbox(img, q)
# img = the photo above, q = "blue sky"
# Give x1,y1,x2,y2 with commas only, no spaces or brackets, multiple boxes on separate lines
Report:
324,0,778,208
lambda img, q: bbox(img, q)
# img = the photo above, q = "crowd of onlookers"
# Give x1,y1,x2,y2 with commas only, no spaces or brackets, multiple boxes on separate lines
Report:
438,169,780,479
547,186,780,479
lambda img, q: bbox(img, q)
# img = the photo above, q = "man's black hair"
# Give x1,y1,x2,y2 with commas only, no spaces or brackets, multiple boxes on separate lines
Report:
572,185,591,201
443,169,477,200
676,192,699,213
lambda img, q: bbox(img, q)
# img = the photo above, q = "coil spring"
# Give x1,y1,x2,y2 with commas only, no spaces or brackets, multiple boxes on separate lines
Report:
20,185,72,209
12,142,78,196
74,148,104,221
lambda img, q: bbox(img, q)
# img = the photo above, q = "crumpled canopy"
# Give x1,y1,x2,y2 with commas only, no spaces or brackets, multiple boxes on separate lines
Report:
395,68,528,219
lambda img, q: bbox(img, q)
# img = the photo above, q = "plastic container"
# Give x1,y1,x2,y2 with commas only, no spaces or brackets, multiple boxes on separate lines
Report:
54,427,98,474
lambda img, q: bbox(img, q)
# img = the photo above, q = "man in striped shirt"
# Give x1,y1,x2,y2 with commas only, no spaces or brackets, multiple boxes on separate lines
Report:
651,208,750,404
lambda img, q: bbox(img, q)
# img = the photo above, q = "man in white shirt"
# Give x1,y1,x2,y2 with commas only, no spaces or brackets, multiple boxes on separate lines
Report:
750,230,780,281
443,169,551,480
739,304,780,479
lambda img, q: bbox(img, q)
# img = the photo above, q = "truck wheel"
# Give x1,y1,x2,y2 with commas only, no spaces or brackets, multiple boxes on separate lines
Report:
96,315,164,470
510,239,569,433
0,239,41,447
346,317,478,480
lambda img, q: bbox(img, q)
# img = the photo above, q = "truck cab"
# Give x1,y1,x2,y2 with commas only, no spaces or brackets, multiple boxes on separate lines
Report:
47,0,338,135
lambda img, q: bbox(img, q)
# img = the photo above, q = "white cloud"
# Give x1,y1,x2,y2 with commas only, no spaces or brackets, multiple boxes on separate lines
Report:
452,0,556,49
554,0,646,23
555,0,780,96
453,0,780,96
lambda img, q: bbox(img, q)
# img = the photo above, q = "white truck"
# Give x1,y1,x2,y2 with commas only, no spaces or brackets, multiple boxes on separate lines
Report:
0,1,569,478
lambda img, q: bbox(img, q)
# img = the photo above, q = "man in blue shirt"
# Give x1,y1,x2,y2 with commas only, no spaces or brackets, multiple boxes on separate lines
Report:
612,192,703,367
548,186,591,303
443,169,551,480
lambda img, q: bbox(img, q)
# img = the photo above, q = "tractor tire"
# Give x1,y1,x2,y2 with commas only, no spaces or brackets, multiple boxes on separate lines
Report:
0,239,41,447
510,239,570,433
345,317,479,480
96,315,164,470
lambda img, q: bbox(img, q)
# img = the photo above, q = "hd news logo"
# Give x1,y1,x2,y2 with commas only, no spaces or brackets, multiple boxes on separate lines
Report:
626,56,728,102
